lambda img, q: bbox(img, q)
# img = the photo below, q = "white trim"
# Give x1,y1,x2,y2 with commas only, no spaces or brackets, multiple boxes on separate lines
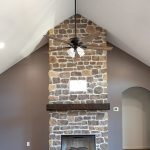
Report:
123,146,150,149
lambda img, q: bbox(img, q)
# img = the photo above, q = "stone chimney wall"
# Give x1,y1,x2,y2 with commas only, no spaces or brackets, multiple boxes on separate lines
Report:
48,14,108,105
48,14,108,150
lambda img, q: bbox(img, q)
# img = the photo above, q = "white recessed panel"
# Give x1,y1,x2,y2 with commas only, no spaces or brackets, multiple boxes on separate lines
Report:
69,80,87,92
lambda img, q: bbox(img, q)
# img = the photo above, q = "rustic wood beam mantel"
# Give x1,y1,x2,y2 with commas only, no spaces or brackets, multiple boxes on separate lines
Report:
46,103,110,111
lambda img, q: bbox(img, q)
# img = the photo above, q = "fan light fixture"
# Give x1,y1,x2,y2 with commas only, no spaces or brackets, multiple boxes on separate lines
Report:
67,47,85,58
48,0,112,57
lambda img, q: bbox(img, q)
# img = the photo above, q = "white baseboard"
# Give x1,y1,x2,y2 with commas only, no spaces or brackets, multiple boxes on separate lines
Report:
123,146,150,150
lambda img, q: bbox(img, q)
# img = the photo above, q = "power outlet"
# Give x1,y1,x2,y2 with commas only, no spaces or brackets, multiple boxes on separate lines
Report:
113,107,119,111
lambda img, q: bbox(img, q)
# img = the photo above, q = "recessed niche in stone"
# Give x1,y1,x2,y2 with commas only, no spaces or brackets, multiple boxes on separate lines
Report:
69,80,87,92
61,135,96,150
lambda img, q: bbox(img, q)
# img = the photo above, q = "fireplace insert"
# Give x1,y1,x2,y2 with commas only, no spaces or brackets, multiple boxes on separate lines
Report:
61,135,96,150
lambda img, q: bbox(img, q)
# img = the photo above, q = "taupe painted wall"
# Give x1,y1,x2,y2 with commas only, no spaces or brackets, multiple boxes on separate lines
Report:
0,43,150,150
0,44,49,150
108,45,150,150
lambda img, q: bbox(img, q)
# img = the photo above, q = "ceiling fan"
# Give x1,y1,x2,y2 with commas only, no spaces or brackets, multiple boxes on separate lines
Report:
48,0,112,58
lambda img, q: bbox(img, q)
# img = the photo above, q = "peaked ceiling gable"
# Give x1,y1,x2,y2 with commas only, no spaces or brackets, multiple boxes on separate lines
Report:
1,0,150,75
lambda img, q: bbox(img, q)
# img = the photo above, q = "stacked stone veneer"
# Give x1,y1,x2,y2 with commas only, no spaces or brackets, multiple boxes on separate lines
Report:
48,14,108,150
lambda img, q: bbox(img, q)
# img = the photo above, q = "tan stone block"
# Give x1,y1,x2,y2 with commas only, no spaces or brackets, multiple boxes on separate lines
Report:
49,127,52,132
49,56,57,63
85,50,96,55
67,111,78,116
81,56,91,61
54,29,59,34
59,72,70,78
82,69,92,76
48,84,56,92
64,20,69,24
53,40,60,46
100,81,107,87
74,56,81,61
102,51,107,56
71,71,82,76
49,39,53,46
49,118,57,126
49,29,54,35
102,62,107,69
95,126,103,131
103,88,107,93
67,116,75,122
62,24,68,28
59,29,66,34
86,25,96,33
49,140,53,146
58,120,68,125
89,126,95,130
96,26,102,32
48,70,59,77
103,73,107,80
101,69,107,73
99,56,107,61
94,86,103,94
79,110,87,115
92,56,100,61
48,95,58,101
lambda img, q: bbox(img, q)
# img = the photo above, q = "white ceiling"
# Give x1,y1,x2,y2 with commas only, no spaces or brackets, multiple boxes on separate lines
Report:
0,0,150,74
78,0,150,67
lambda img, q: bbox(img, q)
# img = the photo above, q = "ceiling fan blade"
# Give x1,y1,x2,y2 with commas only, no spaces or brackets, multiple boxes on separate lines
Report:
48,35,72,46
81,32,100,43
49,47,71,51
86,45,113,51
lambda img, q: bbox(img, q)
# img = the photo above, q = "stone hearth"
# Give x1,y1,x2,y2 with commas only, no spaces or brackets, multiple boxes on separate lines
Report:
48,14,109,150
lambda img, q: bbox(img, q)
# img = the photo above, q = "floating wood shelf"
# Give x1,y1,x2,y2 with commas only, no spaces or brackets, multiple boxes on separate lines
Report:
46,103,110,111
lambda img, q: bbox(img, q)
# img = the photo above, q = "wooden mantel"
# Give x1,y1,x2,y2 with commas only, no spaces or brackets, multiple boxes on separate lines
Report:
46,103,110,111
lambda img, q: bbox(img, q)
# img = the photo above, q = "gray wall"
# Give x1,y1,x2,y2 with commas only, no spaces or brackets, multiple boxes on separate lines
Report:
122,87,150,149
108,45,150,150
0,44,49,150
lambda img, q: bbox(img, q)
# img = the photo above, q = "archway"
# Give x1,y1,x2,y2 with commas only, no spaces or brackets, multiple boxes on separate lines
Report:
122,87,150,149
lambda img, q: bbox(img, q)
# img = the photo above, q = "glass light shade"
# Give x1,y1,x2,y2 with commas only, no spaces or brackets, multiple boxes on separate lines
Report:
67,47,85,58
77,47,85,57
67,48,75,58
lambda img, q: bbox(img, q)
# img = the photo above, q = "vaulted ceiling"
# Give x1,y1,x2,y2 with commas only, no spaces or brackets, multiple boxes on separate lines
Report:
0,0,149,74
